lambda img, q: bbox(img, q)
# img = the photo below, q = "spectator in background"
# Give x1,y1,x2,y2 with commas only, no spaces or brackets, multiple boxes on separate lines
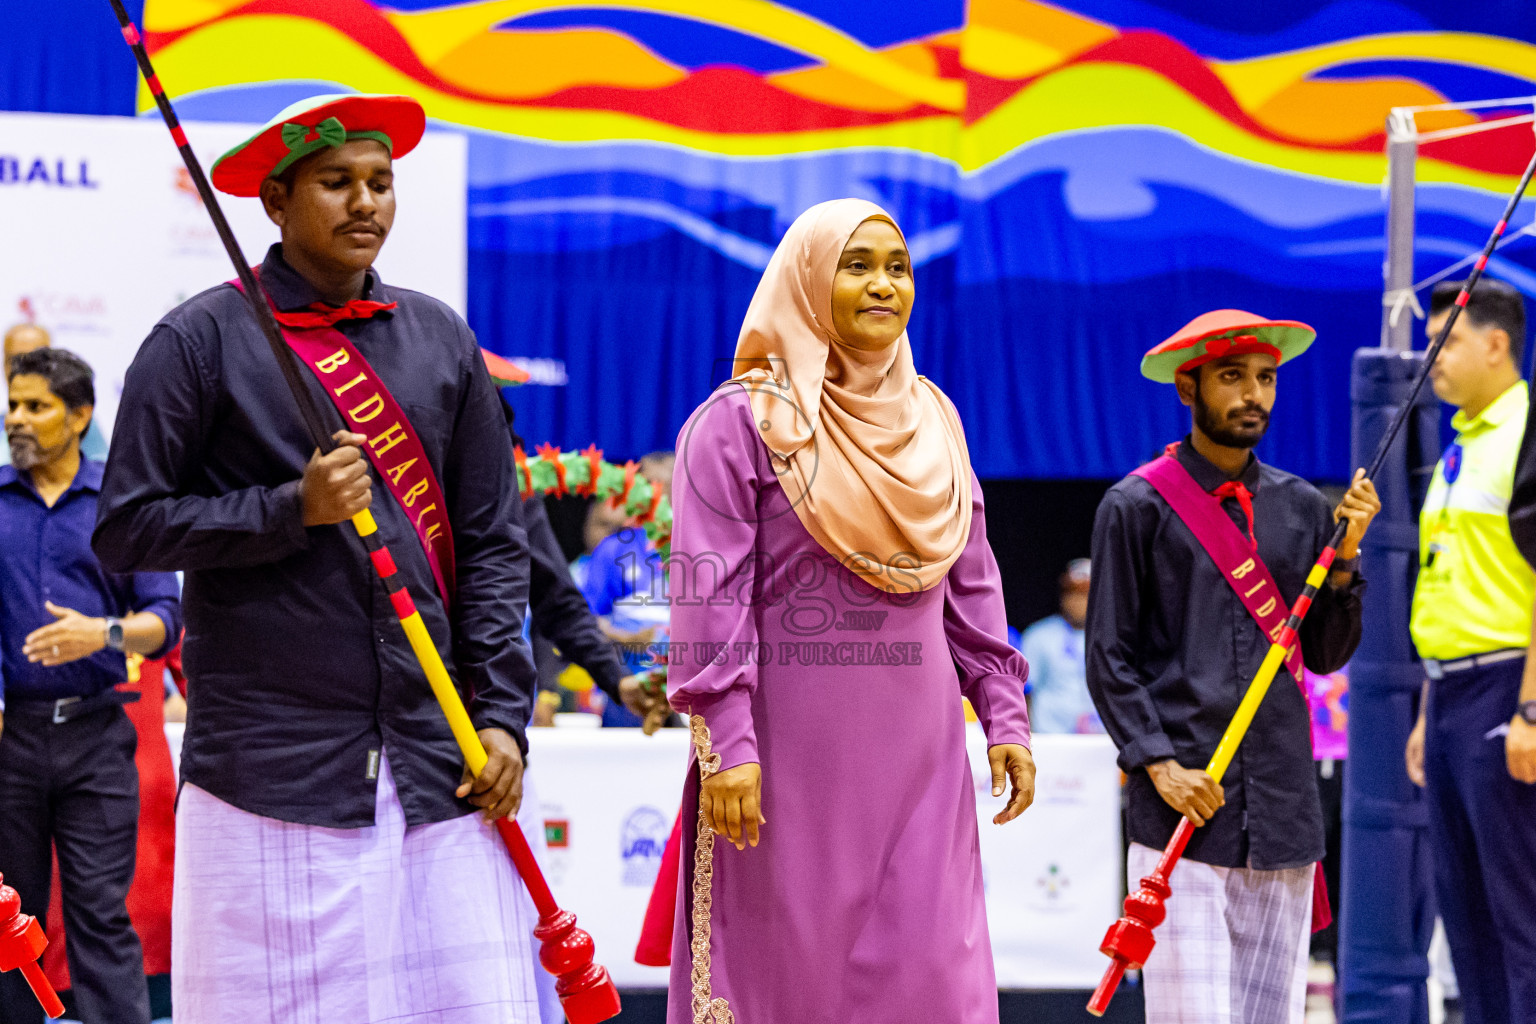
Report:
0,347,181,1024
2,324,107,465
1406,278,1536,1024
1017,559,1102,734
580,451,674,727
569,491,628,593
497,397,647,729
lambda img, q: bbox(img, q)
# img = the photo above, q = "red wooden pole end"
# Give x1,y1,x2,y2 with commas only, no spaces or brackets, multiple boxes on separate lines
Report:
1085,866,1174,1015
0,875,66,1018
532,907,621,1023
556,963,622,1023
1086,958,1126,1016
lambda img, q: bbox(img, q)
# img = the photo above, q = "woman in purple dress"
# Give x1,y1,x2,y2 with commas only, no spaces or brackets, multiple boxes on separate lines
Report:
663,199,1036,1023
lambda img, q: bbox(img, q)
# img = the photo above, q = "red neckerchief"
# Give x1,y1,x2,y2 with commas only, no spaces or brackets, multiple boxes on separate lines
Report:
271,299,397,329
1211,480,1257,550
1166,441,1258,550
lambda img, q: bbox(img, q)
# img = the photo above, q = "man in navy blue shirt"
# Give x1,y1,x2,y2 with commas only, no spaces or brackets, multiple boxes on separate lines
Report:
2,323,109,467
0,347,180,1024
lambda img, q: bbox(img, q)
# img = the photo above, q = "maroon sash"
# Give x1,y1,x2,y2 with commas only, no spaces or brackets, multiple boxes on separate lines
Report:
1133,454,1304,683
1133,449,1333,932
231,279,456,605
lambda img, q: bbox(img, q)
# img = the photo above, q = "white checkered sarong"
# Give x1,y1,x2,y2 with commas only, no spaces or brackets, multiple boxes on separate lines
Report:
171,751,539,1024
1129,843,1312,1024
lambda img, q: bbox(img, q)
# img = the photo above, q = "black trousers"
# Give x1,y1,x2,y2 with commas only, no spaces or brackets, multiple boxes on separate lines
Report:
0,704,149,1024
1425,658,1536,1024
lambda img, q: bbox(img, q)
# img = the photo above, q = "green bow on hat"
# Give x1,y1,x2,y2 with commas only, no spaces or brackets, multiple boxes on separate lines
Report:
281,117,346,153
270,117,392,179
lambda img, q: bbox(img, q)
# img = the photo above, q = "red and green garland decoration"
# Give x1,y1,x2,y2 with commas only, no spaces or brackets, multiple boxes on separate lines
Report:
514,444,672,557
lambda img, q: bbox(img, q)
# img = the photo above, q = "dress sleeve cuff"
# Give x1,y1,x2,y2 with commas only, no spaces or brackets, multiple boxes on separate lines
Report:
970,672,1032,750
681,687,758,772
1118,731,1177,772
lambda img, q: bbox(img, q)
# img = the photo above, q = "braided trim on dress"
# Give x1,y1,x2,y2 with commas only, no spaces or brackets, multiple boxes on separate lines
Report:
689,714,736,1024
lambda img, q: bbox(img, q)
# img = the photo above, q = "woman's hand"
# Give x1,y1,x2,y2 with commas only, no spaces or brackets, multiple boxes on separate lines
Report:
700,762,764,851
989,744,1036,824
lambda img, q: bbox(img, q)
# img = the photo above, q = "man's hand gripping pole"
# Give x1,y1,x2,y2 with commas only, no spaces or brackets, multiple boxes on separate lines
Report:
1087,142,1536,1016
107,3,620,1019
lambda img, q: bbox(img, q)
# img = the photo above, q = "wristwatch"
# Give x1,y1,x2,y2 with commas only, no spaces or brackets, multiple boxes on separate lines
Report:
1518,700,1536,726
104,617,126,652
1332,554,1361,576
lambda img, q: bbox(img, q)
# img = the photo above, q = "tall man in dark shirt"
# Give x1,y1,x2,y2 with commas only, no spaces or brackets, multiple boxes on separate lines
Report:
498,402,635,725
1087,310,1379,1024
93,94,540,1023
0,348,180,1024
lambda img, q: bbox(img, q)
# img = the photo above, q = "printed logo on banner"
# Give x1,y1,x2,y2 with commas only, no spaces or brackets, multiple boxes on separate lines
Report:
1037,769,1087,806
539,802,571,887
1037,863,1071,900
0,157,99,188
505,357,568,386
1026,861,1079,914
620,806,670,887
15,292,111,335
174,168,204,207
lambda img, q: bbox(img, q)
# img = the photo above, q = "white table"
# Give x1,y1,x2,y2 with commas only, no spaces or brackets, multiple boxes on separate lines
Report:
165,723,1123,989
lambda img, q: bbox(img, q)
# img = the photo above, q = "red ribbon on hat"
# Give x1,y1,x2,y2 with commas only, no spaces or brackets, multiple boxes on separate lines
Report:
272,299,397,329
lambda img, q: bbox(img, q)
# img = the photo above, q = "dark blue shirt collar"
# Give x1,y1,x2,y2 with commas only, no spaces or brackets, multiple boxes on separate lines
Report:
1176,433,1262,494
0,457,102,501
259,243,393,312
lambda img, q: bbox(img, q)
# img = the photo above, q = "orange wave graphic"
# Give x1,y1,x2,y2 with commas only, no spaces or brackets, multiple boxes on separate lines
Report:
140,0,1534,184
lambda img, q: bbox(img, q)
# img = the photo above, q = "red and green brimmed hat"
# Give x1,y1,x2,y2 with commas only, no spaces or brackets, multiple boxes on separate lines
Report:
481,349,530,387
1141,309,1316,383
210,93,426,197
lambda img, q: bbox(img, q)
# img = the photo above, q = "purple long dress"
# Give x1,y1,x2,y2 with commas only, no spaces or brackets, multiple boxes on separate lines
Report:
665,386,1032,1023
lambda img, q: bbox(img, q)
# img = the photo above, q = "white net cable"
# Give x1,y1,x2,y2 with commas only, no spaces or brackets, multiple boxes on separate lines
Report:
1388,98,1536,320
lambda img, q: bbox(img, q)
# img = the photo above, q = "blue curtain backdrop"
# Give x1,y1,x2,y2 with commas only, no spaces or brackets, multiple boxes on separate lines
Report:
6,1,1536,481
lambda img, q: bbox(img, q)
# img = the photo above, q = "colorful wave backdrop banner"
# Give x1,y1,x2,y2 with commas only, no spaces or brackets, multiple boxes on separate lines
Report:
125,1,1536,478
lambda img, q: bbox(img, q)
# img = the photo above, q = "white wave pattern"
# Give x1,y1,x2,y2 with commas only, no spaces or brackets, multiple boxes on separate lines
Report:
469,194,959,269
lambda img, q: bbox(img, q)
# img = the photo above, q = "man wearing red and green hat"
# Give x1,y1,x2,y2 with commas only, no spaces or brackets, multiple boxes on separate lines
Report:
94,94,541,1023
1085,310,1381,1023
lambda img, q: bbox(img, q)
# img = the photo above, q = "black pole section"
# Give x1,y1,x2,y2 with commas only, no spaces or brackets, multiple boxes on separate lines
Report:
1306,144,1536,559
106,0,336,456
1361,146,1536,481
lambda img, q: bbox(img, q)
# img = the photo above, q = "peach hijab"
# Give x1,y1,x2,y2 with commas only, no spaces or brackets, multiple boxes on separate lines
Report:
730,198,973,594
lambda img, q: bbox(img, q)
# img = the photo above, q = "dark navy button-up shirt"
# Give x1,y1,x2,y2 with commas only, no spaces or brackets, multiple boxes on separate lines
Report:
1087,438,1365,870
94,245,537,829
0,459,180,706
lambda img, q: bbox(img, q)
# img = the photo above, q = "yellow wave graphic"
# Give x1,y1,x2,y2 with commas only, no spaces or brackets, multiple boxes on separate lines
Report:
962,0,1116,80
383,0,965,112
965,61,1516,188
1213,32,1536,110
147,14,962,153
145,9,1523,198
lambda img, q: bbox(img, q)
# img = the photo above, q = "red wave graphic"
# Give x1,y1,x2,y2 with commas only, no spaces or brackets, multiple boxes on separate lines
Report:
147,0,942,131
148,0,476,101
530,66,945,132
147,0,1534,174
